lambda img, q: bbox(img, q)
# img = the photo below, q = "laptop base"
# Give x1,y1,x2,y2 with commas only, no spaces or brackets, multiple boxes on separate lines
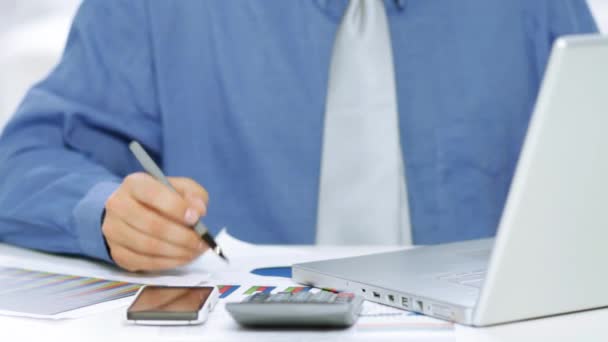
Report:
293,239,493,325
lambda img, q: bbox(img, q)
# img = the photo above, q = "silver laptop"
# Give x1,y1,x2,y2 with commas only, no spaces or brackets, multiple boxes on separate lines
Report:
293,34,608,327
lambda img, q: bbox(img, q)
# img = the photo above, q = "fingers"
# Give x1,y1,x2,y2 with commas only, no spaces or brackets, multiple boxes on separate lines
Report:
109,194,205,253
170,177,209,205
103,214,204,260
172,177,208,217
103,173,212,272
108,240,193,273
124,173,205,225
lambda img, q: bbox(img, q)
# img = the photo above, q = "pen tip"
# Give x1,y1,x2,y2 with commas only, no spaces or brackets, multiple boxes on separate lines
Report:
213,246,229,263
219,252,229,263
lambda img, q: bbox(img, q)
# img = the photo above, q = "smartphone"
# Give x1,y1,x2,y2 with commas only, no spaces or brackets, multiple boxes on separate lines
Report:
126,285,219,325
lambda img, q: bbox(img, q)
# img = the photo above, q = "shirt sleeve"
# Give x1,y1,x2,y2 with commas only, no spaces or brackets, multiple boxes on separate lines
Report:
0,0,162,263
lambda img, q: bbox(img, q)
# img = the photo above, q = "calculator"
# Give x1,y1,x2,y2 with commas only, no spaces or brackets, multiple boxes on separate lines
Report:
225,290,364,328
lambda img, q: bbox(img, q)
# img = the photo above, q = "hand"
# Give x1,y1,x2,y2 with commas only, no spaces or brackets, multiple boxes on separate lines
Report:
102,172,209,272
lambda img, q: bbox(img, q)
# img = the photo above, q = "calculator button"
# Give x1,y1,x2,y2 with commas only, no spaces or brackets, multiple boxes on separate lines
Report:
268,292,290,302
289,292,312,302
337,292,354,298
311,291,335,303
247,293,270,302
309,291,327,302
335,293,354,303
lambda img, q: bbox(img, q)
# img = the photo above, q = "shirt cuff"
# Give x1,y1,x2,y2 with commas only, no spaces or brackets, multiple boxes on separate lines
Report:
73,181,120,263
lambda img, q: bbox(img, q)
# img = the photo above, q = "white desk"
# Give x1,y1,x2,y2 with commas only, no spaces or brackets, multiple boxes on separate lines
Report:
1,242,607,342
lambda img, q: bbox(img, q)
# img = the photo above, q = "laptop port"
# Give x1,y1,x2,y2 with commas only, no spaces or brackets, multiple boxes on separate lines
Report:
401,297,409,308
414,300,424,312
431,304,454,320
372,291,381,298
388,294,395,302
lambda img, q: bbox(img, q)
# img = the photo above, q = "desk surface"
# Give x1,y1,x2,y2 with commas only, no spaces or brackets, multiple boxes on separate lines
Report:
1,243,607,342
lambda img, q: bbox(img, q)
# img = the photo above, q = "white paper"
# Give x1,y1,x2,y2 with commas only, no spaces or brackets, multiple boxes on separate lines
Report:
194,228,302,272
357,301,454,332
194,228,405,274
0,242,209,286
0,296,134,320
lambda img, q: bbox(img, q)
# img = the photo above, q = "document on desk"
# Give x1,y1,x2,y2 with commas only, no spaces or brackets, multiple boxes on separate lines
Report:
0,243,209,286
0,237,210,319
0,265,142,319
194,228,310,273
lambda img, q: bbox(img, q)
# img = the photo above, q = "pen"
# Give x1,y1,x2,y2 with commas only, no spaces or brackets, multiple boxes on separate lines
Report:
128,141,229,263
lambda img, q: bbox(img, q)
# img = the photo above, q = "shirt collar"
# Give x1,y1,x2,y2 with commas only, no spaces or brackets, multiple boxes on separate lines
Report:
315,0,406,22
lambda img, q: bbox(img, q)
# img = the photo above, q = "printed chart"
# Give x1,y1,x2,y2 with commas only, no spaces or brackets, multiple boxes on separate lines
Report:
217,285,311,299
0,266,141,316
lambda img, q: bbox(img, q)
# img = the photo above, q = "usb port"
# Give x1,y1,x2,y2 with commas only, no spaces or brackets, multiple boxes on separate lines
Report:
387,294,395,302
372,291,381,298
401,297,409,308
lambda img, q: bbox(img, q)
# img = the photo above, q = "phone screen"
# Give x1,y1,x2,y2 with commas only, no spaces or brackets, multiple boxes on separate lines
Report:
128,286,213,317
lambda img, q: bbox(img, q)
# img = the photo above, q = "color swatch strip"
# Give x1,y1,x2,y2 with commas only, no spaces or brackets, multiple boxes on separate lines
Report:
216,285,320,299
283,286,312,294
217,285,241,299
243,285,276,295
0,266,141,316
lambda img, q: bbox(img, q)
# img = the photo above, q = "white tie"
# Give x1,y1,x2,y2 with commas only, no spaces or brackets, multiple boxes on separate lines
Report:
316,0,412,245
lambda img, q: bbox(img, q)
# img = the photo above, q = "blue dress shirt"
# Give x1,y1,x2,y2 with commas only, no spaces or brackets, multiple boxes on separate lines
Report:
0,1,597,263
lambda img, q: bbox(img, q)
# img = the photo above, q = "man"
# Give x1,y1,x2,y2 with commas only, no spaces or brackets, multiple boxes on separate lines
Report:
0,1,597,272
